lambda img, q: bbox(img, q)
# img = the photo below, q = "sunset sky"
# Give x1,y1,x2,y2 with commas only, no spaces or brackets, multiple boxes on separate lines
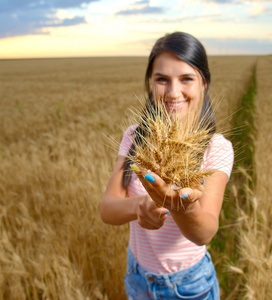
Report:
0,0,271,59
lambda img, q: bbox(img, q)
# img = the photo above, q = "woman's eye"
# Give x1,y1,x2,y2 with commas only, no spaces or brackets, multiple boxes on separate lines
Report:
156,77,167,83
182,77,193,82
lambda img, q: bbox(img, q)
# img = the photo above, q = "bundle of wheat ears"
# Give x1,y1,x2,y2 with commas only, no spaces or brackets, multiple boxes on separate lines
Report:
128,98,214,191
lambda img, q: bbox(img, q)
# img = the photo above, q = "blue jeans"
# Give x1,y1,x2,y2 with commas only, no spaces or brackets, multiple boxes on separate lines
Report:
125,247,220,300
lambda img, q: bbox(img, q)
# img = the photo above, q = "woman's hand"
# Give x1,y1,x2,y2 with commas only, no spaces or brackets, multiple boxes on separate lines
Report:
131,164,202,212
101,157,170,228
174,187,203,211
130,164,228,245
136,194,168,230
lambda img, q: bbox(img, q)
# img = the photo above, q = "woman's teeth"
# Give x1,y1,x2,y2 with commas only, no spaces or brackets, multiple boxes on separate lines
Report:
166,101,186,110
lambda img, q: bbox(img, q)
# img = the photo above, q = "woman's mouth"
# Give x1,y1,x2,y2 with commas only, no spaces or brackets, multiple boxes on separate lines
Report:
165,101,187,111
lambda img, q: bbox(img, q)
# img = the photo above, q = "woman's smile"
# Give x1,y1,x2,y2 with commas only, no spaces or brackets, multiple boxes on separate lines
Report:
165,100,187,111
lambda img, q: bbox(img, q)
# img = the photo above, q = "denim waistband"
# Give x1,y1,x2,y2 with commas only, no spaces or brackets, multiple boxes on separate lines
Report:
127,247,212,285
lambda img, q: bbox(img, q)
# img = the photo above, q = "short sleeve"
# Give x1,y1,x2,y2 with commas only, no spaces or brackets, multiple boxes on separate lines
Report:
202,134,234,179
118,125,137,157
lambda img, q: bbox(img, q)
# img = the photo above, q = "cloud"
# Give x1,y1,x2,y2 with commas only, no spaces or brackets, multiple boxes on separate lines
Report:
201,0,272,5
46,16,87,27
0,0,95,12
201,37,272,54
201,0,240,3
249,6,272,17
179,14,232,22
0,0,97,39
134,0,150,4
115,0,164,16
142,13,233,24
116,6,164,15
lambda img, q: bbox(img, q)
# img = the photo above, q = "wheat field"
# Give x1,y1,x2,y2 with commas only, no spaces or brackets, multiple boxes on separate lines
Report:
232,56,272,299
0,55,270,299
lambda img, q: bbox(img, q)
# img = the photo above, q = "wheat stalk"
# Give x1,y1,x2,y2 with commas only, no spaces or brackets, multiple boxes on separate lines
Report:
128,98,214,190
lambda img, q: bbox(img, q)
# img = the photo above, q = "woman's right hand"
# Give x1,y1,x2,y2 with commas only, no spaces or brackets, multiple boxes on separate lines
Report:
136,194,169,230
101,156,169,227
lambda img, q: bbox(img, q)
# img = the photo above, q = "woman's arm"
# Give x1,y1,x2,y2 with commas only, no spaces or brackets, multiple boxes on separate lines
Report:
100,156,168,228
134,168,228,246
171,171,228,246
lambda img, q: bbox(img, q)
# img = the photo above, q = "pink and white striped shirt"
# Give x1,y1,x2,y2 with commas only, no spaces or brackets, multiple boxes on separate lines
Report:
118,125,234,273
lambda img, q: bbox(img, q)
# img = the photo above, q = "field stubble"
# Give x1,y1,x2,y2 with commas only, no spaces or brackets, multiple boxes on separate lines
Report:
0,56,261,299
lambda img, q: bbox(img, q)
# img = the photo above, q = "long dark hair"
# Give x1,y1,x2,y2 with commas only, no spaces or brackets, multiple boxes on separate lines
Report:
123,32,216,188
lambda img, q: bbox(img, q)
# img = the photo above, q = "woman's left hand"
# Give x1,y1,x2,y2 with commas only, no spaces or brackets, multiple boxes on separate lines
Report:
130,164,229,245
131,165,203,212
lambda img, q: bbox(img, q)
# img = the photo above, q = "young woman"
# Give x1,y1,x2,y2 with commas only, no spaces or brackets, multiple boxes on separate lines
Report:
100,32,234,300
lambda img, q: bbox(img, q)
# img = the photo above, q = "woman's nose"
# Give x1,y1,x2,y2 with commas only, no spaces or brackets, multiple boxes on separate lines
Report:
167,81,180,99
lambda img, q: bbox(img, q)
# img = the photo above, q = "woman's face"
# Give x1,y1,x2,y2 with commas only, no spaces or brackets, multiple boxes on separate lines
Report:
150,51,205,120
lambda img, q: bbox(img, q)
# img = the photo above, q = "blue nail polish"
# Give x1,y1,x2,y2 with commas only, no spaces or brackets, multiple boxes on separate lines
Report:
203,178,205,184
165,211,169,215
144,174,155,183
180,194,188,199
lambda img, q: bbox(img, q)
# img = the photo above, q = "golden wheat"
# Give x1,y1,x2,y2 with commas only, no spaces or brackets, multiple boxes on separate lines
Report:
128,98,214,191
230,56,272,299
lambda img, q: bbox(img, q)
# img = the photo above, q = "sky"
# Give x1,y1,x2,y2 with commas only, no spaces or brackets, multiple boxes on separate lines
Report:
0,0,271,58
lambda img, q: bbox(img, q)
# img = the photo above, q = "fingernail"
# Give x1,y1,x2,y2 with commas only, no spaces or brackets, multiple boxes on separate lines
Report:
180,194,188,199
203,178,205,184
165,211,169,215
130,164,140,174
143,174,155,183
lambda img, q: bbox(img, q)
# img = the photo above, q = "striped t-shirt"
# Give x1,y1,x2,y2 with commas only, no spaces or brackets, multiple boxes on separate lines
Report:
118,125,234,273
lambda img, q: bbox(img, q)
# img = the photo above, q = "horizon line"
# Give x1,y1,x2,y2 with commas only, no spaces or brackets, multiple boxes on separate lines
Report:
1,53,270,61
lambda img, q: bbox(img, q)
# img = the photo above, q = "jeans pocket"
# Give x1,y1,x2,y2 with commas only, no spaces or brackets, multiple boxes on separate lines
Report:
173,259,214,299
173,281,211,299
